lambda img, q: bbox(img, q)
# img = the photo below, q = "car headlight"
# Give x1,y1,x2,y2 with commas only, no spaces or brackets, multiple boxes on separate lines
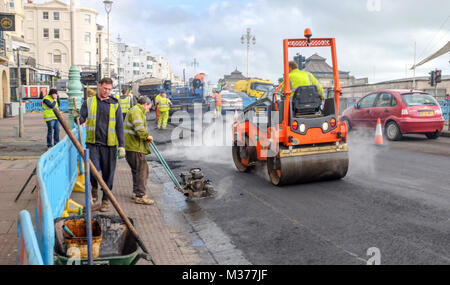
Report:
322,122,329,131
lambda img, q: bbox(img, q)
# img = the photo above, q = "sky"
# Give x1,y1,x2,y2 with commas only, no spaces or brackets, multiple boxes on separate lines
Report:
39,0,450,84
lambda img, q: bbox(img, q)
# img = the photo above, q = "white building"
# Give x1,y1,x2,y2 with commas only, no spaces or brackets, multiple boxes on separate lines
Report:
23,0,98,78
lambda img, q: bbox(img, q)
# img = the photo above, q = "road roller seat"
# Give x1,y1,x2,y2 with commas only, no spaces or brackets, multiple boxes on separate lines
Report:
292,85,323,116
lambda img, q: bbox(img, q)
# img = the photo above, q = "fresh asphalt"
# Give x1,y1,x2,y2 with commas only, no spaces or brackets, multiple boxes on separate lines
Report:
147,114,450,265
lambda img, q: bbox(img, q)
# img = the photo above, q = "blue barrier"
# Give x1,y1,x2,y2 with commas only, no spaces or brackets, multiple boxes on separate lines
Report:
34,125,85,265
17,210,44,265
439,99,449,121
25,99,70,112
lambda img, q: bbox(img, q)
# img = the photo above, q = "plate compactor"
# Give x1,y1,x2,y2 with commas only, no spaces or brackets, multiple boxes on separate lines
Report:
232,29,349,186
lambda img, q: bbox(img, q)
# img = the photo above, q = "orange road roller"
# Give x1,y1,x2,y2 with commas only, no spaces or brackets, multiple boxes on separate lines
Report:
232,29,349,186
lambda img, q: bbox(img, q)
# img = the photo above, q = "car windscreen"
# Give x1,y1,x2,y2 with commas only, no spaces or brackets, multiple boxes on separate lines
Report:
222,93,241,99
251,83,272,92
401,93,438,107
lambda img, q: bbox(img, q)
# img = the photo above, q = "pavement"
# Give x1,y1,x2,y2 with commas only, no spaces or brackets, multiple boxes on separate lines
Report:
0,112,212,265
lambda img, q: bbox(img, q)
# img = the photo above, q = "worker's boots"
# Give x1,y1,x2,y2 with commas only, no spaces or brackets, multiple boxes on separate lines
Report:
92,187,98,203
135,195,155,205
100,200,110,212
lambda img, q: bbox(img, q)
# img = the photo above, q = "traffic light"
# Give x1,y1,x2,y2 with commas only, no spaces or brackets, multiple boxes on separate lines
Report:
294,53,306,70
435,70,442,84
429,70,436,87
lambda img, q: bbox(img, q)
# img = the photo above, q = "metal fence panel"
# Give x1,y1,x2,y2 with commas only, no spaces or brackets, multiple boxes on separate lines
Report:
17,210,44,265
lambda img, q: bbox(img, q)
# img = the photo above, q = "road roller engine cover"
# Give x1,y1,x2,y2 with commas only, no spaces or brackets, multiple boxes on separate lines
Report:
232,29,349,186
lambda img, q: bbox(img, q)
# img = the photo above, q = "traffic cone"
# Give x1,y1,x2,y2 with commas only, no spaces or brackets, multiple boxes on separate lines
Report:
374,118,384,145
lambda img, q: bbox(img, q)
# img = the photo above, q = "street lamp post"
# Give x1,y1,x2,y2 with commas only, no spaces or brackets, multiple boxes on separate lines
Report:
103,0,113,78
241,28,256,78
15,47,30,138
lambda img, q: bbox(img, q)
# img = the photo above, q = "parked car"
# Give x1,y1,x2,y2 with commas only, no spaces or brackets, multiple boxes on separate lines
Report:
340,90,445,140
206,91,244,114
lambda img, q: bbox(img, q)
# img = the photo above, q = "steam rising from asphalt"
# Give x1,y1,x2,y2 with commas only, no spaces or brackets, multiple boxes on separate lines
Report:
347,129,383,177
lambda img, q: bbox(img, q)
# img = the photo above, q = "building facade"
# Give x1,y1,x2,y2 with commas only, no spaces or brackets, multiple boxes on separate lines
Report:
218,68,247,89
23,0,98,79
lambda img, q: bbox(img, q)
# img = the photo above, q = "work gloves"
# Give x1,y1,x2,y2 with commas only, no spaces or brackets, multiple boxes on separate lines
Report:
117,147,126,160
147,136,154,142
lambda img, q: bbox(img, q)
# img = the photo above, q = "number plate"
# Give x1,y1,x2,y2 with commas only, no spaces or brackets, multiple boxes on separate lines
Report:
419,111,434,117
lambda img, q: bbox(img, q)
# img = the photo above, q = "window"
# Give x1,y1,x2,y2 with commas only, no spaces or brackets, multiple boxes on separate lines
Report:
84,52,91,65
43,12,49,20
357,93,378,109
84,32,91,43
43,28,49,39
374,93,397,107
53,54,62,64
54,29,60,39
54,12,60,21
9,1,14,9
133,71,140,75
401,93,438,107
84,14,91,24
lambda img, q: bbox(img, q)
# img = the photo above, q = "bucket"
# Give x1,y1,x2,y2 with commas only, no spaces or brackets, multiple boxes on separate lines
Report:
64,219,102,259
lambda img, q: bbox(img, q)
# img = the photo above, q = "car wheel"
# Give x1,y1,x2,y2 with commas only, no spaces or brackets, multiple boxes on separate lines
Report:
385,121,402,141
425,132,441,139
342,117,352,131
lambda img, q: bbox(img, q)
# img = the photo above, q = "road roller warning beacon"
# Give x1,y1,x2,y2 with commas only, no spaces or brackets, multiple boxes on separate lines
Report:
232,29,349,186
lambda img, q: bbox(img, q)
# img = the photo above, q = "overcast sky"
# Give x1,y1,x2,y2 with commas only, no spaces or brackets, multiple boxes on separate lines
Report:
42,0,450,84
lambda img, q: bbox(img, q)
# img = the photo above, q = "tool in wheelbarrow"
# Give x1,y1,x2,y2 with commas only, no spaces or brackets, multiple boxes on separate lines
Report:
149,141,216,201
52,106,154,265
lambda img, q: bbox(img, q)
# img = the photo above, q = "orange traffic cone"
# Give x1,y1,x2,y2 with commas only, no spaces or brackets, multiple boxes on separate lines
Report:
374,118,384,145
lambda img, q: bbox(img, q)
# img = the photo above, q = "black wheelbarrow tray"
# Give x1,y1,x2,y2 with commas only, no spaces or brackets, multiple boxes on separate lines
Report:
53,214,152,265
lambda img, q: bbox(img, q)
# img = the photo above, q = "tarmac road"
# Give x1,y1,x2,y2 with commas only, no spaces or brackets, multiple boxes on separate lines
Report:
149,116,450,265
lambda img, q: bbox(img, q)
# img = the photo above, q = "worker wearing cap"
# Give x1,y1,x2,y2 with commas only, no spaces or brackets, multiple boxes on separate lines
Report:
280,61,324,100
156,91,172,130
124,96,155,205
77,77,125,212
119,89,133,120
42,89,60,149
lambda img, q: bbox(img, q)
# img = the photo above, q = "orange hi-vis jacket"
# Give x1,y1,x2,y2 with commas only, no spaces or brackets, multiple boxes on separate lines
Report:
212,92,222,106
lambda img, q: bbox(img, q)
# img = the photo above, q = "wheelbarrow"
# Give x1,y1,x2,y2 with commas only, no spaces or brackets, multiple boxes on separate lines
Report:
53,215,152,265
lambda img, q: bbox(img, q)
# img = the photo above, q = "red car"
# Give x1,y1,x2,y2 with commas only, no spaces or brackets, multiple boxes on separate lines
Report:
341,90,445,140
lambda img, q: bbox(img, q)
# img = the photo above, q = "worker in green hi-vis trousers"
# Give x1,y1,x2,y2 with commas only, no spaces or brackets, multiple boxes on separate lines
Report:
156,91,172,130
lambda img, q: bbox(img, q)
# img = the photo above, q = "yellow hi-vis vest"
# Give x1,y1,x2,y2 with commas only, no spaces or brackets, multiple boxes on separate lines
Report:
42,95,59,122
158,97,170,112
119,96,131,114
86,96,119,146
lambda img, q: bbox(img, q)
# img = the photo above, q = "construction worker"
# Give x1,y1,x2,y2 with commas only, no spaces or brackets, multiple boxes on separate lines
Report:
119,89,133,120
154,92,162,122
156,91,172,130
124,96,155,205
42,89,60,149
77,78,125,212
211,90,222,116
280,61,324,100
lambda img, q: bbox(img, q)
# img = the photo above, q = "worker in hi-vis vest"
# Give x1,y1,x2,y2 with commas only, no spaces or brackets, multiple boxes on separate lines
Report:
76,78,125,213
42,89,60,149
124,96,155,205
154,92,162,122
280,61,325,100
119,89,133,120
156,91,172,130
